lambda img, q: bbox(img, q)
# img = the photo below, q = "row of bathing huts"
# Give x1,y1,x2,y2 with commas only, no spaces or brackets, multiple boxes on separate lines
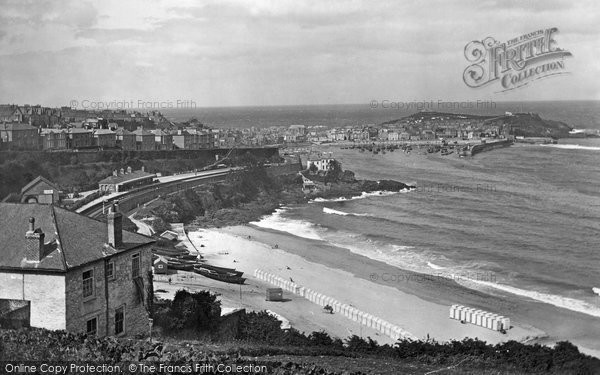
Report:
254,269,418,341
450,304,511,332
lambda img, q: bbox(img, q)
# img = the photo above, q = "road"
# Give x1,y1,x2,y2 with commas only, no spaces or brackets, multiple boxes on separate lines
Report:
128,212,155,236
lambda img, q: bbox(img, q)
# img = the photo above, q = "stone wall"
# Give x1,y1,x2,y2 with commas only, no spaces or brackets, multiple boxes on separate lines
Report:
106,244,153,337
64,244,153,337
65,260,108,334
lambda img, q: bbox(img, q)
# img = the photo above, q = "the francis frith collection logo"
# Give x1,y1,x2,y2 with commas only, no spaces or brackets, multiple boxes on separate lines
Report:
463,27,572,92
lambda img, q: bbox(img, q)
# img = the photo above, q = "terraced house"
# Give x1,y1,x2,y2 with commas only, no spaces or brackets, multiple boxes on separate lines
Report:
0,203,154,336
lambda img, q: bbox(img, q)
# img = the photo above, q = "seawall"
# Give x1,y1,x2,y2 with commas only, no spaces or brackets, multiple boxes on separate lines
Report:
469,139,513,156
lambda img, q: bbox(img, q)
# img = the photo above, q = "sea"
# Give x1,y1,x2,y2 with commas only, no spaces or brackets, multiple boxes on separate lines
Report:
167,101,600,321
162,100,600,130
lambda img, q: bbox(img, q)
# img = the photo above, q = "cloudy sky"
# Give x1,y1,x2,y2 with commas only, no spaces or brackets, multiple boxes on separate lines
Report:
0,0,598,107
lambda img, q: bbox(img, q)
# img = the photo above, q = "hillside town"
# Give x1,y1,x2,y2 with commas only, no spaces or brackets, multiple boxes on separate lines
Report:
0,104,527,152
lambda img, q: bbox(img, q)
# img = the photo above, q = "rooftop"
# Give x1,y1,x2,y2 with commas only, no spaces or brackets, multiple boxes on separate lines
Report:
0,203,154,272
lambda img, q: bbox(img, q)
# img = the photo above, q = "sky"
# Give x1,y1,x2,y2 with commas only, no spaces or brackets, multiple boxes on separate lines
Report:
0,0,599,108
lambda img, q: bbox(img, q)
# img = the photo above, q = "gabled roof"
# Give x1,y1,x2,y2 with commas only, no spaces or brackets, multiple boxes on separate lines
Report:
0,203,154,272
20,176,58,194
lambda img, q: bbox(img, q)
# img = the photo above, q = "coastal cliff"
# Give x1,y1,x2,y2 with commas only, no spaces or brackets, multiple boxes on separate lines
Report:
381,111,575,139
142,165,414,230
504,113,573,138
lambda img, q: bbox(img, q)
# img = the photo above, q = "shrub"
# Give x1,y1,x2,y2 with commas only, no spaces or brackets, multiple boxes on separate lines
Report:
153,290,221,335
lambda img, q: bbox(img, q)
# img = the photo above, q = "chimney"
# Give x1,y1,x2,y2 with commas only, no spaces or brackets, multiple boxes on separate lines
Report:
126,166,132,174
141,166,145,172
25,217,46,261
113,170,118,177
119,168,124,175
107,203,123,248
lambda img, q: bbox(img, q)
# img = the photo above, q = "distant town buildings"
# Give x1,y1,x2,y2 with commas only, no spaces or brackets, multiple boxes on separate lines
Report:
306,152,335,171
0,104,515,152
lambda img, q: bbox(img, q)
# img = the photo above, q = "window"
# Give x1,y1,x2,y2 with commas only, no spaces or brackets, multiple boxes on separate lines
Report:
115,306,125,335
106,262,115,280
132,253,140,278
82,269,94,298
86,317,97,335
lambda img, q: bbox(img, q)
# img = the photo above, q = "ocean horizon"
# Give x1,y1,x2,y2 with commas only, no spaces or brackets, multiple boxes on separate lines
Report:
161,100,600,130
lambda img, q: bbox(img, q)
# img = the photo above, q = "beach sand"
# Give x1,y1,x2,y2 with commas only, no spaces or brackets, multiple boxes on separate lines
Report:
169,226,542,346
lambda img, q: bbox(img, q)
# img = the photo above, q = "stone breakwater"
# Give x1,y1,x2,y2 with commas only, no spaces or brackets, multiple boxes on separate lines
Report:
254,269,418,341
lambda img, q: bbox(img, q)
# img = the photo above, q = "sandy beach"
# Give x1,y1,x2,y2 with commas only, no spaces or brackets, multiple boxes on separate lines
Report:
159,226,544,346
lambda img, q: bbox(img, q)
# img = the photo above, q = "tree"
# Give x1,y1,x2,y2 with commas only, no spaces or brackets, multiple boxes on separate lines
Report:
308,163,318,174
158,290,221,333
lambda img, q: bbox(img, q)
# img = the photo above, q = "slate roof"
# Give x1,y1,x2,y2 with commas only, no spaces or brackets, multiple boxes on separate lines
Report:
0,203,154,272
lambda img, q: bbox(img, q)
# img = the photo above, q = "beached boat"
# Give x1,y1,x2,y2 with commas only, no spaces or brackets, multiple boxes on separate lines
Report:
193,266,246,284
168,263,195,271
197,263,244,276
163,256,198,265
152,248,191,257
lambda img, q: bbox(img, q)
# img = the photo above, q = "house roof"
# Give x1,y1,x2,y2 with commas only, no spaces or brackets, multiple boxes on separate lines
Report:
40,128,66,135
2,123,37,131
0,203,154,272
98,170,155,185
132,128,154,136
68,128,92,134
150,129,168,136
115,128,133,135
94,129,116,135
20,176,58,195
0,105,20,117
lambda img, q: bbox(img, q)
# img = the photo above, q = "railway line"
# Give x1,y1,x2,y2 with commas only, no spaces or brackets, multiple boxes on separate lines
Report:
80,168,232,219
